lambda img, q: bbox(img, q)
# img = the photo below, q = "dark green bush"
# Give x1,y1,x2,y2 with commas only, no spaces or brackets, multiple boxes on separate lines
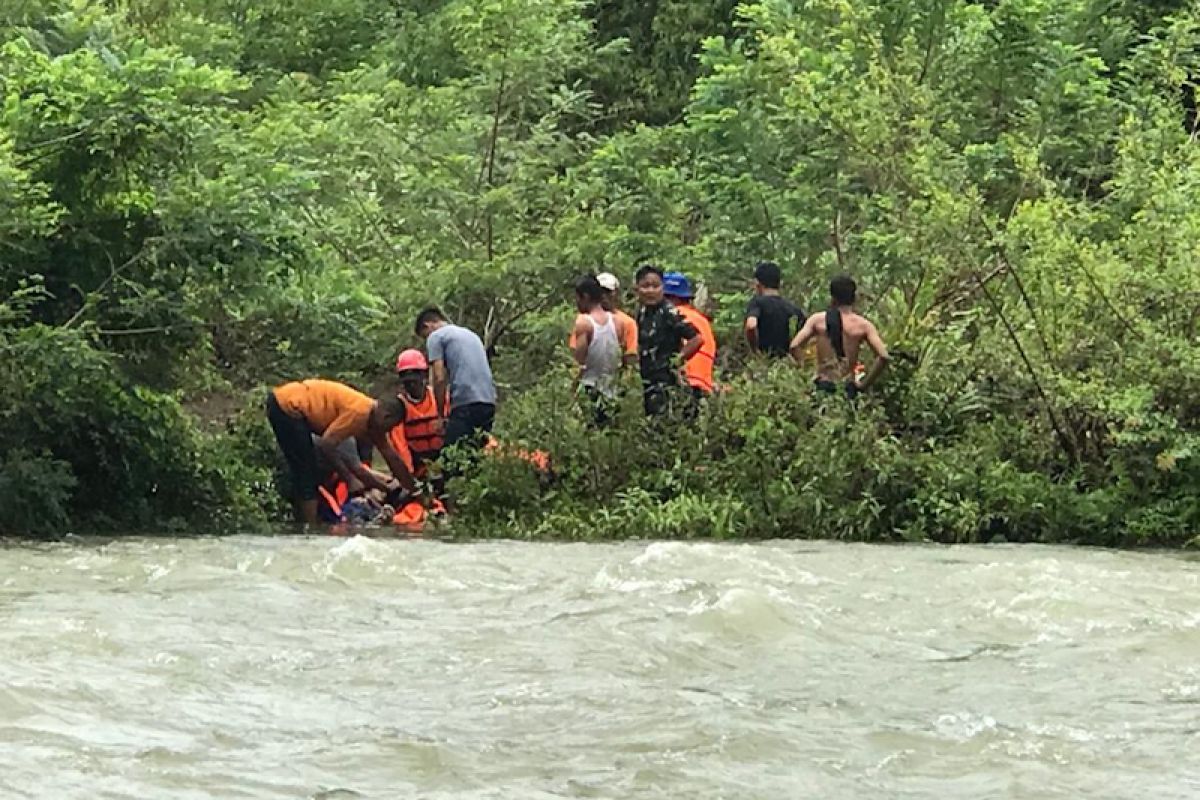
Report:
0,325,269,535
0,449,77,536
452,362,1200,547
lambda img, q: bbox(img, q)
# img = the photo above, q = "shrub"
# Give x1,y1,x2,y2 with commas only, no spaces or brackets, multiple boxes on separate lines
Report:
0,325,269,535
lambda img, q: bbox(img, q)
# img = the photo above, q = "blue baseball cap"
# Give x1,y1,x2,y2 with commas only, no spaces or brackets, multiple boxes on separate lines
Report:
662,272,693,299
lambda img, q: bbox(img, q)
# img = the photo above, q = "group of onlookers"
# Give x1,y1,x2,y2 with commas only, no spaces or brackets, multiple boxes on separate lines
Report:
267,260,888,525
569,260,889,424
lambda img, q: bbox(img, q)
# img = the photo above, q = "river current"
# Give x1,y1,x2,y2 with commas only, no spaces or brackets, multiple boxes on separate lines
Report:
1,537,1198,798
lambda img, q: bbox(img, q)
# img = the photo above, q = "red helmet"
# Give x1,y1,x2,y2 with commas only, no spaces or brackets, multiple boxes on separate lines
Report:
395,349,429,374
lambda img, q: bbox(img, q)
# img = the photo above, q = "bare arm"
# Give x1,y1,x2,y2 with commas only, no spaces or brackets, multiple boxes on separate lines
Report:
619,316,638,368
431,360,449,418
621,315,640,384
857,322,890,390
571,315,592,366
349,461,393,493
680,334,702,361
744,316,759,351
316,436,384,493
789,315,818,364
317,437,357,487
370,433,416,493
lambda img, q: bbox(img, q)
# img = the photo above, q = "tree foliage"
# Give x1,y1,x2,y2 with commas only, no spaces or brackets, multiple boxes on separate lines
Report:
1,0,1198,542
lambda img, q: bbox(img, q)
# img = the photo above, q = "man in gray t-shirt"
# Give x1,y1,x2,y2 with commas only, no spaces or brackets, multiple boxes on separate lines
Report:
415,307,497,452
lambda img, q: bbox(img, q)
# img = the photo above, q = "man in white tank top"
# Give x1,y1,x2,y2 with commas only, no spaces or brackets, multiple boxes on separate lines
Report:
571,274,626,427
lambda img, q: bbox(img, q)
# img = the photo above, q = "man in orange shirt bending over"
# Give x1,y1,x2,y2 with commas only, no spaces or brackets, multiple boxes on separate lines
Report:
266,379,416,524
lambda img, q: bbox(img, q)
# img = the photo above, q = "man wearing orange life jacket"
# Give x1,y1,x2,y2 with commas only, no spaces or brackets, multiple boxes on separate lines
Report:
375,348,449,528
662,272,717,416
389,349,445,481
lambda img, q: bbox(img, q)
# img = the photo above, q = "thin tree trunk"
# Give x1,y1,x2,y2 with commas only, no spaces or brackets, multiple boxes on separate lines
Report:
483,71,507,264
977,272,1077,464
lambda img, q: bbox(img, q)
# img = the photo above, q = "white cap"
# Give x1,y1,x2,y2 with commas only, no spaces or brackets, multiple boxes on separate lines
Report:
596,272,620,292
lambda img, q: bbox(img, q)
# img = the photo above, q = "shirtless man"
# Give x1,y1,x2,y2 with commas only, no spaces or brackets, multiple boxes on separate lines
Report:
789,275,889,397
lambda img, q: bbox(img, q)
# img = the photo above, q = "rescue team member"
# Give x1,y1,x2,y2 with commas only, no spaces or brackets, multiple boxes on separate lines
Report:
745,260,805,359
390,349,444,480
387,349,449,528
634,264,701,417
267,379,417,524
414,308,497,455
662,272,716,413
788,274,889,398
571,274,625,427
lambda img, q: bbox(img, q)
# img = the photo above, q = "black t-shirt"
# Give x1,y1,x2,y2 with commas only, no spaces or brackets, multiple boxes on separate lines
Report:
637,302,699,385
745,295,805,357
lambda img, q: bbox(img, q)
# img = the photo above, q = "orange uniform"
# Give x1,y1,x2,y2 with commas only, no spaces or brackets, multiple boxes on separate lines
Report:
676,304,716,394
272,380,374,444
388,389,444,475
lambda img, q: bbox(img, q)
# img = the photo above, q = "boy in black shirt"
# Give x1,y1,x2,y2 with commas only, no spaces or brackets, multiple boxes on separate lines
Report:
635,264,701,416
744,261,805,358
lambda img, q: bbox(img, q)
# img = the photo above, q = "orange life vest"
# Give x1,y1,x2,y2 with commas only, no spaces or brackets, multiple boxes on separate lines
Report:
317,461,371,521
400,389,444,463
392,496,447,533
677,304,716,394
318,484,345,519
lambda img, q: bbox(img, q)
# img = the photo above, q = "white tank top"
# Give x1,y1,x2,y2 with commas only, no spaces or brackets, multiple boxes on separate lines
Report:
580,312,621,397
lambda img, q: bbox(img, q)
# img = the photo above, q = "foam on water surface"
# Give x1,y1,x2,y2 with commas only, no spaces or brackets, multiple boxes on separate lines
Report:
0,538,1198,799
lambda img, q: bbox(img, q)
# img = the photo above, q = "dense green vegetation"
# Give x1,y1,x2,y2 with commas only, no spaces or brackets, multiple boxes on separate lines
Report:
2,0,1198,544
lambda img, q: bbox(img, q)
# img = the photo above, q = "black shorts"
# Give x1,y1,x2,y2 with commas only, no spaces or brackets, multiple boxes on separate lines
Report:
266,391,319,501
445,403,496,450
582,386,617,428
681,385,707,421
638,381,676,419
642,378,704,419
814,379,860,401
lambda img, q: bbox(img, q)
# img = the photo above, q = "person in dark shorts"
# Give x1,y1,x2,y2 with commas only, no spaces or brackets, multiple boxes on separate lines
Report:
414,307,497,457
634,264,701,417
744,261,805,359
266,379,414,524
789,275,890,398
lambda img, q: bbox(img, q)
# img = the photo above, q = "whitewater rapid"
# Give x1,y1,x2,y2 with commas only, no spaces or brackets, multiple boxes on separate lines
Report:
1,537,1198,798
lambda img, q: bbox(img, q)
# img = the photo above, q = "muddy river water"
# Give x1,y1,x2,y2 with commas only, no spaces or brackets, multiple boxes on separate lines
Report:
2,537,1198,798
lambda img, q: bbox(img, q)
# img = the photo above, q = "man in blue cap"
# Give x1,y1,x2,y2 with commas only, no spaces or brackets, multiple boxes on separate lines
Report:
634,264,701,416
662,272,717,416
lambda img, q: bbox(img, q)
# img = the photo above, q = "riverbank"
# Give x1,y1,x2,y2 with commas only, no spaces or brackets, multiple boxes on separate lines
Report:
2,2,1198,546
1,331,1194,547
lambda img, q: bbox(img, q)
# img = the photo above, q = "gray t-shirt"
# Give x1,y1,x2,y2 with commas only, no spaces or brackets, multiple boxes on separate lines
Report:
312,434,372,474
426,324,497,408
